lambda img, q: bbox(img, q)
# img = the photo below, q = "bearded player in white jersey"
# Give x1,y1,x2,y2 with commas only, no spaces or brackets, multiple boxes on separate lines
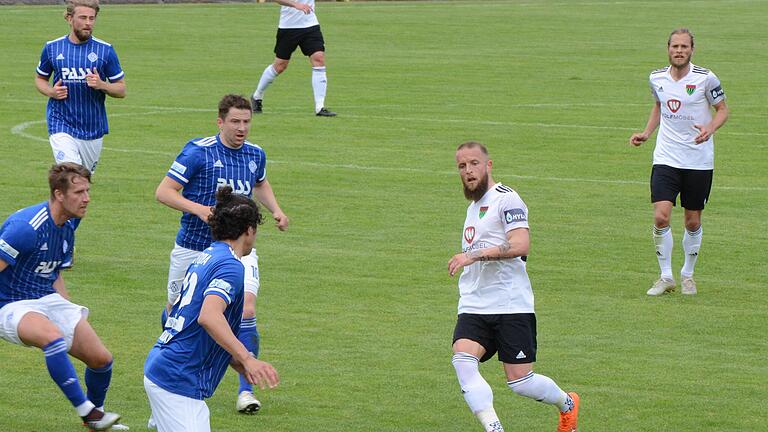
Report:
447,142,579,432
630,28,729,296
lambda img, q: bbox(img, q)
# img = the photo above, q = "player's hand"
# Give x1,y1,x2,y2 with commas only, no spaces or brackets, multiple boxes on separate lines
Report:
51,79,68,100
273,211,289,231
243,358,279,390
85,68,104,90
693,124,714,144
629,132,648,147
196,205,213,223
448,252,473,277
295,3,312,14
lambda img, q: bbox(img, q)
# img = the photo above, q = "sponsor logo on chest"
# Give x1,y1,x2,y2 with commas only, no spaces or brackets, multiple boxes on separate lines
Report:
464,226,475,244
217,178,252,195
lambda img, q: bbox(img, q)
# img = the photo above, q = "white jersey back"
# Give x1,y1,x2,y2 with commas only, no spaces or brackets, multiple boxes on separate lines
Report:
458,183,534,315
649,63,726,169
279,0,319,29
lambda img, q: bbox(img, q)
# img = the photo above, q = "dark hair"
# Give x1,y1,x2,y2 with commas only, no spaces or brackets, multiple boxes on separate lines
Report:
48,163,91,199
668,28,694,48
456,141,489,155
209,186,263,241
218,94,252,120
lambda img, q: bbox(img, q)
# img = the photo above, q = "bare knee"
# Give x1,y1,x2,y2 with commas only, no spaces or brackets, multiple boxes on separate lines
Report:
85,349,113,369
654,212,670,228
242,293,256,319
273,60,289,74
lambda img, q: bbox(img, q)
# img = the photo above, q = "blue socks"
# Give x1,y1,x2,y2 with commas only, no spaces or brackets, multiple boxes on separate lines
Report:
44,338,87,409
238,317,260,393
85,361,112,408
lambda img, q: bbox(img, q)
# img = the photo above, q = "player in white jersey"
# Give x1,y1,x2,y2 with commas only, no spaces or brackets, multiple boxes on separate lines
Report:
34,0,126,174
630,29,729,296
0,164,121,431
447,142,579,432
251,0,336,117
155,94,288,416
145,186,279,432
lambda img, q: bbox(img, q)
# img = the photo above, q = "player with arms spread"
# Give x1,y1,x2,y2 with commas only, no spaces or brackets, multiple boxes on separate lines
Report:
630,28,728,296
144,186,279,432
448,142,579,432
35,0,126,174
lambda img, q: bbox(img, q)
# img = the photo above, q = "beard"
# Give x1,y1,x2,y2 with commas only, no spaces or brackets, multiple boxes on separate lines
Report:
462,172,489,202
73,28,91,42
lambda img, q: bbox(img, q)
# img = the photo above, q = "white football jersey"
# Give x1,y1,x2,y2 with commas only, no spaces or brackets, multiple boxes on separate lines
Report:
649,63,726,169
279,0,320,29
457,183,534,315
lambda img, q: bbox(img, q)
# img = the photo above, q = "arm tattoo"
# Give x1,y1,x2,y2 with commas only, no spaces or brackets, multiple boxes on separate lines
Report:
467,241,513,262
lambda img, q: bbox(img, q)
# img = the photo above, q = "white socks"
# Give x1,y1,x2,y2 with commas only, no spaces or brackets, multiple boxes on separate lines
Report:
653,225,674,280
452,352,502,431
507,371,570,412
681,226,702,278
253,64,278,100
312,66,327,112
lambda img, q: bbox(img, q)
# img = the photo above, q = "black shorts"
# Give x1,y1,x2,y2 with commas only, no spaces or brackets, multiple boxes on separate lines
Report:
650,164,713,210
274,25,325,60
453,313,537,364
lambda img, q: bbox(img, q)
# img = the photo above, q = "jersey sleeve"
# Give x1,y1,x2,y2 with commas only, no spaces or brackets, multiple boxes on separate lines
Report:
167,142,203,185
255,148,267,184
705,72,725,105
497,192,529,233
649,75,660,102
36,44,52,77
203,261,244,304
0,221,36,266
104,46,125,82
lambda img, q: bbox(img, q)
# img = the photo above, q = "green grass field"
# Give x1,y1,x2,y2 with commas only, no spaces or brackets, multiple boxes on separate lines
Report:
0,0,767,430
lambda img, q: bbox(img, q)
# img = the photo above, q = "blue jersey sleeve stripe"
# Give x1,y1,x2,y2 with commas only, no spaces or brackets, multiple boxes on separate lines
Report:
36,67,51,76
167,170,189,184
109,71,125,81
203,288,232,304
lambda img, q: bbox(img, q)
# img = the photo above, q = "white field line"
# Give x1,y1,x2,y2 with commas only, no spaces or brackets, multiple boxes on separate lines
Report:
10,108,767,192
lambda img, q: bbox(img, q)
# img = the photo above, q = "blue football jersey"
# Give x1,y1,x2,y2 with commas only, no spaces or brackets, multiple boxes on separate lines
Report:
166,135,267,251
0,202,77,309
36,35,124,140
144,242,245,400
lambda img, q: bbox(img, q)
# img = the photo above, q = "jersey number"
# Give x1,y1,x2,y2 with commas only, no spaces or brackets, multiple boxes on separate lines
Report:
158,272,198,344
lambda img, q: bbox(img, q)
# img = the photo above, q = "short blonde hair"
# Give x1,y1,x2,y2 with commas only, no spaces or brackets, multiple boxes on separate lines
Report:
65,0,100,17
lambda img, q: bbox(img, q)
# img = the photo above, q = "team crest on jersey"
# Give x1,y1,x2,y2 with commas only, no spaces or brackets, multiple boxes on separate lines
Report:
87,52,98,62
686,85,696,95
479,206,488,219
464,226,475,244
248,161,257,173
667,99,681,113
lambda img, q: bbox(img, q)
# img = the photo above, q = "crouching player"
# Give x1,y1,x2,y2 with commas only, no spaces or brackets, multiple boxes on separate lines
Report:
0,163,121,430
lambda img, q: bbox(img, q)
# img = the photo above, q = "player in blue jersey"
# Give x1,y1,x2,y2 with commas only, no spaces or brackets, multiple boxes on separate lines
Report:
145,186,279,432
0,163,121,431
155,94,288,414
35,0,126,174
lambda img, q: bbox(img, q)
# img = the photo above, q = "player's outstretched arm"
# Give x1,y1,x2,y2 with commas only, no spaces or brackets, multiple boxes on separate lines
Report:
629,102,661,146
155,177,212,223
52,274,71,300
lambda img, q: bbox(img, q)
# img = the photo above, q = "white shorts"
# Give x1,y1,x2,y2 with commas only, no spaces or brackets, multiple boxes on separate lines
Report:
167,243,260,305
144,376,210,432
0,293,88,349
50,132,103,173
